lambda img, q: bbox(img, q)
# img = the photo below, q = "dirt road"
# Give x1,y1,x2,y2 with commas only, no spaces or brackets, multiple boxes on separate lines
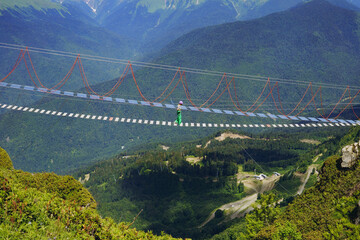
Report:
198,174,280,228
297,165,316,195
198,193,257,228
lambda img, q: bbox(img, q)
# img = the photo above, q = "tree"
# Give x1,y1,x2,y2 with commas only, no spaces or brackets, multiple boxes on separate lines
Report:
215,209,224,219
272,221,302,240
245,193,280,238
238,182,244,193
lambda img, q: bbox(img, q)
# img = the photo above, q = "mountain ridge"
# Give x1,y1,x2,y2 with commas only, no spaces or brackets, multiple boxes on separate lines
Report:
0,0,64,14
73,0,360,51
158,0,360,83
2,0,360,55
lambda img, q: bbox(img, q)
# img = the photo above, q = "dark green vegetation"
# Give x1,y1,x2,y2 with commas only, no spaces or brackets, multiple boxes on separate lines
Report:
2,125,360,239
73,129,339,239
0,147,180,239
0,147,13,170
254,156,360,239
1,0,360,174
211,126,360,239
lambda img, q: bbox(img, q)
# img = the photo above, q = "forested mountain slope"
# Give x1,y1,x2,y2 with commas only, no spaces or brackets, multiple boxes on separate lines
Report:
158,0,360,91
73,129,345,238
65,0,360,51
257,155,360,239
0,146,179,239
212,126,360,239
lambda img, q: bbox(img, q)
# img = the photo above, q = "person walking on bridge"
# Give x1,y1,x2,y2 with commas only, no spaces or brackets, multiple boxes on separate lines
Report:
175,101,183,125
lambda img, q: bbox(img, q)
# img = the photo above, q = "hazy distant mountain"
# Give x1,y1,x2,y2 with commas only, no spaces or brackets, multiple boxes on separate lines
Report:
82,0,306,50
0,0,135,60
2,0,358,54
347,0,360,8
67,0,360,51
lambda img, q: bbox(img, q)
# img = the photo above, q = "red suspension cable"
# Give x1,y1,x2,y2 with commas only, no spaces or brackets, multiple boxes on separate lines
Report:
226,77,246,114
268,80,288,117
251,81,279,113
181,71,202,109
152,68,181,103
295,84,321,117
333,88,360,119
198,73,227,108
158,71,183,103
23,48,78,90
326,86,349,119
0,50,24,82
5,49,360,121
78,56,130,97
310,85,327,119
246,78,270,112
348,88,360,119
286,83,312,116
231,77,246,113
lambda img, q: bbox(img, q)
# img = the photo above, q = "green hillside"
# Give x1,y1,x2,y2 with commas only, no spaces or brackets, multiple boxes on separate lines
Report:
0,147,13,170
255,155,360,239
73,129,343,238
211,126,360,239
0,147,180,239
0,0,63,13
2,127,360,239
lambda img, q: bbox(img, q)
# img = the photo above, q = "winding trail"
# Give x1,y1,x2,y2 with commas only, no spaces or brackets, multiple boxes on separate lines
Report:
297,165,316,195
198,174,280,228
198,194,257,228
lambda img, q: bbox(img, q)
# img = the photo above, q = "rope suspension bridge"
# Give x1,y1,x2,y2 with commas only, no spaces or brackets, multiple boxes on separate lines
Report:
1,42,360,128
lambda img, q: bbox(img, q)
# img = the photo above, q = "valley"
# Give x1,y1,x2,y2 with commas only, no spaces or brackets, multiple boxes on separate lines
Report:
1,0,360,239
73,127,338,238
2,0,360,174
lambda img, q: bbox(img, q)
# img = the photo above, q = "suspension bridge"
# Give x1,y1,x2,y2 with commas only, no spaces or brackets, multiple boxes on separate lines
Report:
1,43,360,128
